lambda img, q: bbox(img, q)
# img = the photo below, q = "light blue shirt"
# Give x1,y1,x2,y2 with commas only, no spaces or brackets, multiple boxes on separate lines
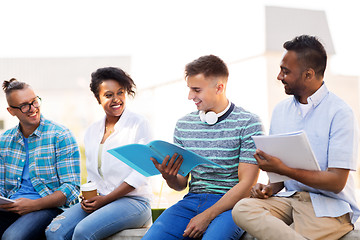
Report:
10,136,41,200
270,83,360,224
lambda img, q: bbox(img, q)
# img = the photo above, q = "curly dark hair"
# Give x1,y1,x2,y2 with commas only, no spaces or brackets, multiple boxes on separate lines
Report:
90,67,136,104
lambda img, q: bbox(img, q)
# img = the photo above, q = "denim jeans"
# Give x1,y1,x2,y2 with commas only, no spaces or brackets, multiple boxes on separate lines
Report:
0,208,62,240
45,196,151,240
142,193,244,240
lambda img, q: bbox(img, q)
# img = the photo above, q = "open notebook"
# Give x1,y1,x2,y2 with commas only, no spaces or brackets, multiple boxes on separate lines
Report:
108,140,224,177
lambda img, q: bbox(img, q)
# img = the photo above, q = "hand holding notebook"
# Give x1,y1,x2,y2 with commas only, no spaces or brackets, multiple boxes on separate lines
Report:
108,140,224,177
252,131,320,183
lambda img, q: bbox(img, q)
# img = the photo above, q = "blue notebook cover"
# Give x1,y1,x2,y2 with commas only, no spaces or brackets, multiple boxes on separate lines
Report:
108,140,224,177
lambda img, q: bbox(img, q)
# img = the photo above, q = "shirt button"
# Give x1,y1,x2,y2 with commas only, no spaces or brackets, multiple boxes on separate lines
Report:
17,177,20,180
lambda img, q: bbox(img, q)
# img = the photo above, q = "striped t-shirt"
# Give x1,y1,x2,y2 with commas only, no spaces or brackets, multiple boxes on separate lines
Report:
174,105,264,194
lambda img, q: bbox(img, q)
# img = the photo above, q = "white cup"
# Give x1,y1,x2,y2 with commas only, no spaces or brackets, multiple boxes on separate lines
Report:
80,182,98,200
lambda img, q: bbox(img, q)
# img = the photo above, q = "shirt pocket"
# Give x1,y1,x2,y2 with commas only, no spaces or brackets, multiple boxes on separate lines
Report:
32,146,57,176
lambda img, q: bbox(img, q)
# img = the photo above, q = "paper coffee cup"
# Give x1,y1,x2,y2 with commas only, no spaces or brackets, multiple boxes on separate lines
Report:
81,182,98,200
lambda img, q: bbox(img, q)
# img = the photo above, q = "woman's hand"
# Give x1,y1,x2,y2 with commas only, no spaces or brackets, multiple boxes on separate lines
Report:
80,195,108,213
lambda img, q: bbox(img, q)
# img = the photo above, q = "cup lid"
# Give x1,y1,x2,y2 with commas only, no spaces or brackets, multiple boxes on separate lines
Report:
81,182,97,191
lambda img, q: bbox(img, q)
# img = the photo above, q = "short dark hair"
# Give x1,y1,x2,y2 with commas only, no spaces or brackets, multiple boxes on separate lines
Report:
90,67,136,104
283,35,327,78
2,78,29,96
185,55,229,80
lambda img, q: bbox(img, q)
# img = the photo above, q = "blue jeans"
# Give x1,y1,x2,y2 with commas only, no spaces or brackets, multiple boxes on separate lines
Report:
142,193,244,240
45,196,151,240
0,208,62,240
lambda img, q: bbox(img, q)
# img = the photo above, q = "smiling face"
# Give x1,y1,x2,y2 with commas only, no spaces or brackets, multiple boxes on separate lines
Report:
7,87,41,133
187,73,220,113
277,50,306,97
98,79,126,118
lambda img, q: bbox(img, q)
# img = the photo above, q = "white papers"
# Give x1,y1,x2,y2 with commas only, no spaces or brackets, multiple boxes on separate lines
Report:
0,196,15,211
252,131,320,183
275,190,297,197
0,196,15,205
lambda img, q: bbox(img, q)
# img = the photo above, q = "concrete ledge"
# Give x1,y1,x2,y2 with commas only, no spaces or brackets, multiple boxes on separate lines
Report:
339,221,360,240
102,208,164,240
241,221,360,240
103,227,149,240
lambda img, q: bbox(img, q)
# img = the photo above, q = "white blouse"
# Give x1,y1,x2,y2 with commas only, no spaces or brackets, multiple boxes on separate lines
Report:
84,108,153,200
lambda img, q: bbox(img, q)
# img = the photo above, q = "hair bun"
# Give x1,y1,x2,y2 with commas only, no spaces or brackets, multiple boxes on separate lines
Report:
2,78,28,94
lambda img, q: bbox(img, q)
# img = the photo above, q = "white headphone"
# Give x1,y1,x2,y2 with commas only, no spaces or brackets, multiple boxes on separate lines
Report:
199,111,218,125
199,101,231,125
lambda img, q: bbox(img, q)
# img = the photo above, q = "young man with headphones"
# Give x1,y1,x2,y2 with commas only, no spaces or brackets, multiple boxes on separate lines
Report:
143,55,264,240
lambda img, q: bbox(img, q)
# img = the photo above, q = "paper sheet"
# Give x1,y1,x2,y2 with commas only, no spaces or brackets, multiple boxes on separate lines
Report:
252,131,320,183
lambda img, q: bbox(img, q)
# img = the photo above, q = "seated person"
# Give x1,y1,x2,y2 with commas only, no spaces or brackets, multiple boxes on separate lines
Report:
46,67,153,240
0,78,80,240
232,35,359,240
142,55,264,240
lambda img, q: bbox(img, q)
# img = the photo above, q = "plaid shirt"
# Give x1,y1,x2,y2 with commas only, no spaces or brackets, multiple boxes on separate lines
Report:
0,116,80,206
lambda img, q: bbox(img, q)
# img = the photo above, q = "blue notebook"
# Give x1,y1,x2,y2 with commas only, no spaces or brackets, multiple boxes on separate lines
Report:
108,140,224,177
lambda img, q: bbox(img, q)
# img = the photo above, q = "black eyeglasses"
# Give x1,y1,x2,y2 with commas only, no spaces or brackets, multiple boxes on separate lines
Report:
10,96,42,113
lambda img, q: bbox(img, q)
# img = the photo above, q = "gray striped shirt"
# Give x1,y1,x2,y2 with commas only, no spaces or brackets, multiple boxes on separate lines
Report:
174,105,264,194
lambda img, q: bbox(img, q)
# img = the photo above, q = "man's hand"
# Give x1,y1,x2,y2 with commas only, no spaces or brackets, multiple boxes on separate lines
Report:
151,153,183,181
151,153,188,191
183,211,212,239
254,149,286,174
0,198,38,215
250,183,273,199
80,195,107,213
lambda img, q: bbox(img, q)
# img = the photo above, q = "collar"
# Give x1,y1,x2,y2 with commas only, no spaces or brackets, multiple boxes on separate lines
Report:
294,82,328,108
14,115,44,145
100,107,128,132
15,115,44,139
32,116,45,137
217,100,231,118
217,102,235,123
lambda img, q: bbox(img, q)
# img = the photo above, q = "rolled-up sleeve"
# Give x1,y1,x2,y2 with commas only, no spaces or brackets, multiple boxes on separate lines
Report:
55,130,80,206
124,169,148,189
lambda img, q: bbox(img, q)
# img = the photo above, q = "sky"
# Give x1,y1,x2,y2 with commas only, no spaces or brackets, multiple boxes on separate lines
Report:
1,0,359,87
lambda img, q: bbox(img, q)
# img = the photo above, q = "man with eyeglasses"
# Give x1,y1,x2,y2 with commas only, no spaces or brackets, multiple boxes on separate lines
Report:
0,78,80,240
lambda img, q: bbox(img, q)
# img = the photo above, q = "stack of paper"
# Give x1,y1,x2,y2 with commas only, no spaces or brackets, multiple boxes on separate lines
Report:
0,196,14,205
252,131,320,183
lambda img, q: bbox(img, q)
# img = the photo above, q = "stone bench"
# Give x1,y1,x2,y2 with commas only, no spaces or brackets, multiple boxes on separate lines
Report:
104,227,149,240
104,221,360,240
103,208,165,240
103,209,360,240
241,220,360,240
